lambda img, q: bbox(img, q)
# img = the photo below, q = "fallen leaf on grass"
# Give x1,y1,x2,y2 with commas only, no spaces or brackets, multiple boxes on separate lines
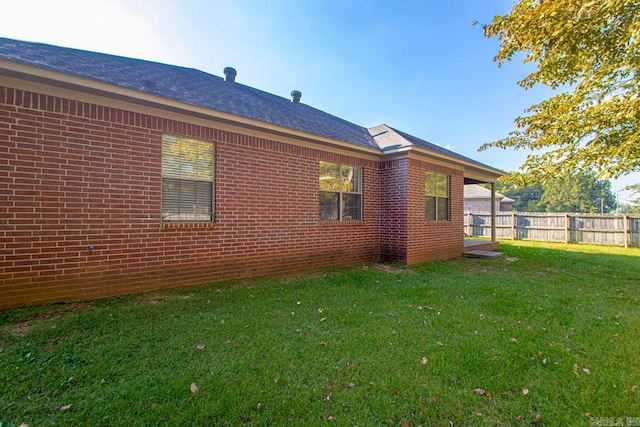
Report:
437,341,443,347
421,357,428,365
19,424,30,427
473,388,486,396
323,392,332,402
196,344,205,351
257,402,262,411
327,416,335,422
225,339,232,344
510,338,518,343
522,387,529,395
400,420,410,427
531,414,542,424
190,383,199,394
427,397,439,404
348,382,355,389
59,404,71,412
320,317,327,322
582,368,590,375
320,341,327,347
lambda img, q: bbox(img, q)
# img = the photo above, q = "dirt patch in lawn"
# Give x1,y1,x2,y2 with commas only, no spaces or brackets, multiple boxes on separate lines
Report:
2,321,35,337
372,263,413,274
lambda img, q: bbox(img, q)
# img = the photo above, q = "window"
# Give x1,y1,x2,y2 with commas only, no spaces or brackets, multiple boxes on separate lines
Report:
162,134,214,222
425,172,449,221
319,161,362,221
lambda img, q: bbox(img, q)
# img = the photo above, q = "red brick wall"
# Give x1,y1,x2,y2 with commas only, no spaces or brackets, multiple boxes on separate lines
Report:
405,158,464,264
0,86,381,308
379,158,408,262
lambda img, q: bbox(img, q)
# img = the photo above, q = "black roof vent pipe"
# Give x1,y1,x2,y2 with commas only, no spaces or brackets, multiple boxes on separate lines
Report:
223,67,237,83
291,90,301,104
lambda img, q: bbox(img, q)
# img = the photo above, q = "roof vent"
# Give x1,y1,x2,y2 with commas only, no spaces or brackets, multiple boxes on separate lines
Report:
223,67,237,83
291,90,302,104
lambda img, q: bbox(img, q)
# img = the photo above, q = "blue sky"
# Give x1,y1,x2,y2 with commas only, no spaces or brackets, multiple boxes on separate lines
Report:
3,0,637,203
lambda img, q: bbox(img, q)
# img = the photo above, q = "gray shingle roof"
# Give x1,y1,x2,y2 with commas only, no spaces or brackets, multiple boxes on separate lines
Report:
368,125,504,174
0,37,378,149
464,184,512,201
0,36,503,178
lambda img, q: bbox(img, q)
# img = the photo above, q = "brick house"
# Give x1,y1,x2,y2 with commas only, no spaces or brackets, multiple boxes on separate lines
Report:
464,184,514,212
0,37,503,308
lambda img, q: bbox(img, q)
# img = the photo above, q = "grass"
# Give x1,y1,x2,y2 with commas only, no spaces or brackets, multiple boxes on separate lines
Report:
1,240,639,426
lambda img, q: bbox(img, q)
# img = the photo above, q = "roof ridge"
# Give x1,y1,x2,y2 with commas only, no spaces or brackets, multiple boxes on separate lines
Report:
0,36,378,149
0,36,199,73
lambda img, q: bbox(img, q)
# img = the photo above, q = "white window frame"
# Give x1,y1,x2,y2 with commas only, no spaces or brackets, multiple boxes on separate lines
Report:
425,171,449,221
161,134,215,222
319,161,363,221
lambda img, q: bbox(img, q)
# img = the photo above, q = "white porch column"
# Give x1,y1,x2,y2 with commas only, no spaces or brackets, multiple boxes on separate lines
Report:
490,182,496,242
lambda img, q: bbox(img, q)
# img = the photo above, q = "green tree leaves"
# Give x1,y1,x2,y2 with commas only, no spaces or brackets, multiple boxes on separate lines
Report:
496,171,616,213
539,171,616,213
479,0,640,180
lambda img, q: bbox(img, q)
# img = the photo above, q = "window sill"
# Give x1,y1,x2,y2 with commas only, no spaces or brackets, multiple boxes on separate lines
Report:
162,222,215,229
320,220,363,226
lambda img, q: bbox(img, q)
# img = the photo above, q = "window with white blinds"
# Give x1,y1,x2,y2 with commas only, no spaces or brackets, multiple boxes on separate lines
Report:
162,134,214,222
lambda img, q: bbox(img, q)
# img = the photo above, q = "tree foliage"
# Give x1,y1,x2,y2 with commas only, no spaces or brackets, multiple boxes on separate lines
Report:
495,179,545,211
497,170,616,213
478,0,640,181
627,183,640,204
539,171,616,213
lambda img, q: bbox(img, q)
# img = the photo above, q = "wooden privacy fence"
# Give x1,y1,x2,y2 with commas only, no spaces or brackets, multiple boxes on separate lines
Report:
464,212,640,248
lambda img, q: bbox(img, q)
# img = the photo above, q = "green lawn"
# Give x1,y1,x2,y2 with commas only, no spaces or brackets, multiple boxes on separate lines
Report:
1,241,639,426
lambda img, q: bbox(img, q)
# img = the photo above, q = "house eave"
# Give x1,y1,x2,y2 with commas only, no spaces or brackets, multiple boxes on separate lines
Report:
0,59,381,158
0,58,506,173
391,145,504,182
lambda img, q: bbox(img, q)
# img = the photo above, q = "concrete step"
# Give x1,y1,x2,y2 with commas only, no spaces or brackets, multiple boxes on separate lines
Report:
464,250,503,259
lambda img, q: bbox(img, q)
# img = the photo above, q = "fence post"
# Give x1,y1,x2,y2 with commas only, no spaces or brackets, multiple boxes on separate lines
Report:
565,213,570,244
511,212,516,240
624,215,629,248
467,212,472,237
